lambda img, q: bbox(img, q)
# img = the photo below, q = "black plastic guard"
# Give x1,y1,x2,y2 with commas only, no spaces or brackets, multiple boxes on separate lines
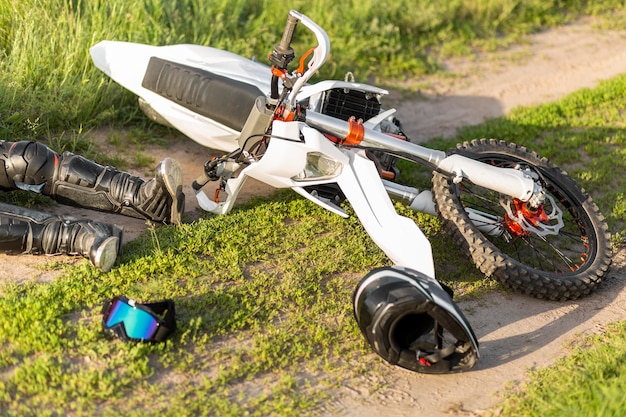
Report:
142,56,264,132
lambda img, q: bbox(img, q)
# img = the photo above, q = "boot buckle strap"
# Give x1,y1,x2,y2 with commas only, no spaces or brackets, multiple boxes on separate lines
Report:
59,220,72,253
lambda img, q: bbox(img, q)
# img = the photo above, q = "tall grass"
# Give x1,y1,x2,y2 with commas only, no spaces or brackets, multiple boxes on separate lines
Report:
1,0,624,141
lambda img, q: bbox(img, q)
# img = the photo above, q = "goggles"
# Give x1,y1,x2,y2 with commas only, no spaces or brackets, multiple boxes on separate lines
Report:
102,296,176,342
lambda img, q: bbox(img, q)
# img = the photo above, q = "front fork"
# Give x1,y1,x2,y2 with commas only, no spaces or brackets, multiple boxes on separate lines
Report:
192,152,552,240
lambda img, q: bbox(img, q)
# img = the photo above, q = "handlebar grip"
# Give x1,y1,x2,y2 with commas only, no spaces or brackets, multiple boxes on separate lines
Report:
269,12,300,71
277,14,299,55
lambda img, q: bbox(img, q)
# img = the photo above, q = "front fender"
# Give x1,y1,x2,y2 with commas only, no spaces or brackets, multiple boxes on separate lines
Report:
335,150,435,279
215,121,436,278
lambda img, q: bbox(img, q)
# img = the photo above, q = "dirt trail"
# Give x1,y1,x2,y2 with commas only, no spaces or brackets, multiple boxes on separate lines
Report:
1,17,626,417
331,19,626,416
393,18,626,143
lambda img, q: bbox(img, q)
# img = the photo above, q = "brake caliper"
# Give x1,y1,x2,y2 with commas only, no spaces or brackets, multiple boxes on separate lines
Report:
503,198,550,237
500,193,564,237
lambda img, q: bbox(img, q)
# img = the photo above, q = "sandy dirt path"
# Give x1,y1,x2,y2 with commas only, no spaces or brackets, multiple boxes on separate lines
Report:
1,17,625,417
394,18,626,143
331,19,626,416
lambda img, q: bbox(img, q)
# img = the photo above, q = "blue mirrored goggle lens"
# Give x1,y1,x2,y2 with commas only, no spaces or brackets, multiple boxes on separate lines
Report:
105,299,158,340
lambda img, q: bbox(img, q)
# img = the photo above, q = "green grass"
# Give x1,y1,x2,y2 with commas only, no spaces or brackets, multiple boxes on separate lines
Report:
496,321,626,417
0,192,479,416
1,0,626,415
1,0,625,143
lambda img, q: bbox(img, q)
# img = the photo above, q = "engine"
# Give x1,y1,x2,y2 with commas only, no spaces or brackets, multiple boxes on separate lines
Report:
303,84,406,205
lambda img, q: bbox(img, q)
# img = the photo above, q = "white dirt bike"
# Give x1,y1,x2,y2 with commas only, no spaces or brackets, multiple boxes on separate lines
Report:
90,10,612,374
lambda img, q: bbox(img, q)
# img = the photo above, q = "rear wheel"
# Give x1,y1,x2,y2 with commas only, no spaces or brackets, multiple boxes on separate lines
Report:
432,139,612,301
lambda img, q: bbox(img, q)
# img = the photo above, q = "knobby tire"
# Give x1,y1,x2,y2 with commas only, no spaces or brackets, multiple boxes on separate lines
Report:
431,139,612,301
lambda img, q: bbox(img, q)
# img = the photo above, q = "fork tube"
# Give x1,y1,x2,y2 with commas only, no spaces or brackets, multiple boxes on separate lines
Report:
305,111,446,165
305,111,537,202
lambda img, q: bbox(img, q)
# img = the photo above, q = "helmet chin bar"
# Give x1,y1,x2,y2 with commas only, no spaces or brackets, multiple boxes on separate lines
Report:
353,266,479,374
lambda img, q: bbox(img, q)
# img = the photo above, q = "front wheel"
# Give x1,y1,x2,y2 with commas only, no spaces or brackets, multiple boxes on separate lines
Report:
432,139,612,301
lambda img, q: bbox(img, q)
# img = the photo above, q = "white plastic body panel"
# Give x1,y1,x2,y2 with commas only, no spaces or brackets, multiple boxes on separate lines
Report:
225,121,435,278
90,41,390,152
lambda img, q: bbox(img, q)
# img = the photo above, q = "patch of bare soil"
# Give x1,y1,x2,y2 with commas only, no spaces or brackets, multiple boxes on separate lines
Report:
331,19,626,417
2,17,626,417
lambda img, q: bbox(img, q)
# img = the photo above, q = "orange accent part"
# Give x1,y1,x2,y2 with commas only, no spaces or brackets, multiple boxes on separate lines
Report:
503,215,528,237
503,199,551,237
296,47,316,75
381,170,396,180
513,199,550,226
283,111,295,121
344,117,364,146
271,66,287,79
272,104,296,122
385,133,408,141
213,188,221,203
323,133,340,143
272,104,285,121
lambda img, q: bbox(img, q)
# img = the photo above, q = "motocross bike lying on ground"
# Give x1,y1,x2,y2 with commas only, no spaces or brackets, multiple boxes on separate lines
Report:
91,10,612,374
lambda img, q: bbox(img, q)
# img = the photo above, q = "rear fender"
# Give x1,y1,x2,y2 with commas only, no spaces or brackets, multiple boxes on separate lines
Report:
90,41,271,152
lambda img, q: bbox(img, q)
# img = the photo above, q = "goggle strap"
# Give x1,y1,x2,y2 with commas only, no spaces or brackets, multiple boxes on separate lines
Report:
141,299,177,342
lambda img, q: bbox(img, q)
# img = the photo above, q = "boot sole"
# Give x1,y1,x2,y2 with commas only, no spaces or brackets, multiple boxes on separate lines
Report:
93,236,120,272
157,158,185,224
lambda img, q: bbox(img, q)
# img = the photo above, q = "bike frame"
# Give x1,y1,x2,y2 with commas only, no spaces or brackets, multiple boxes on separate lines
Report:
91,9,548,280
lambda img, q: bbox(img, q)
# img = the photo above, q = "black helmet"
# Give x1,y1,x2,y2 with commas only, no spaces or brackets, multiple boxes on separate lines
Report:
353,266,479,374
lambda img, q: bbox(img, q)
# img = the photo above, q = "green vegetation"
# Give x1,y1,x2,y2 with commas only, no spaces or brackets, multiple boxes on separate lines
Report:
497,321,626,416
1,0,626,415
1,0,625,144
0,192,483,416
0,196,378,415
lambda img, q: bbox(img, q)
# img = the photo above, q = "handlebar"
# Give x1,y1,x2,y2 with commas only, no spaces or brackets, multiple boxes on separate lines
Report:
269,10,331,109
269,13,298,71
277,14,299,63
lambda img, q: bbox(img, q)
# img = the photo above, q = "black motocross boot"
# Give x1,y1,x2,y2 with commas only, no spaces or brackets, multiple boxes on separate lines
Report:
0,141,184,224
0,202,122,272
51,154,185,224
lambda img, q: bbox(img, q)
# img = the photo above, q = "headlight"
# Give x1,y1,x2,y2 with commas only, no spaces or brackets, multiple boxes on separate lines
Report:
293,152,342,181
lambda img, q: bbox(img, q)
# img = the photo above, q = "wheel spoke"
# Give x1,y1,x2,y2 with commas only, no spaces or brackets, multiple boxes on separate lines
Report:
520,234,577,272
458,159,590,274
431,139,610,300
